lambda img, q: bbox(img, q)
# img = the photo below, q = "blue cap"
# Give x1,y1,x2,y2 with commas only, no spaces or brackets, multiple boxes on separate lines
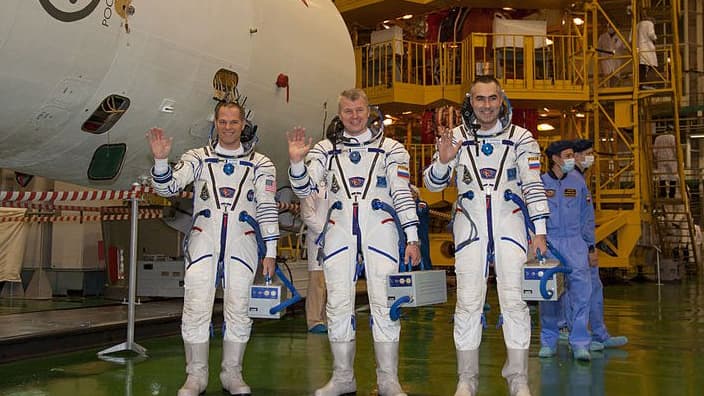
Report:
572,139,593,153
545,140,574,157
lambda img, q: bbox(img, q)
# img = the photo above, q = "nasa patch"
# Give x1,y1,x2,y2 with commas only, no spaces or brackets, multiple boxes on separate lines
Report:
376,176,387,188
546,189,556,198
247,189,255,201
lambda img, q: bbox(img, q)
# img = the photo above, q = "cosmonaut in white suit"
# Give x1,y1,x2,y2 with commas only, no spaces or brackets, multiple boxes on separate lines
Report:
287,89,421,396
148,102,278,396
424,76,549,396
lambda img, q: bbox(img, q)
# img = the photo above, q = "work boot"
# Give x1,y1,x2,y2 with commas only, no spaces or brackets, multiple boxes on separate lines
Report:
603,336,628,348
538,346,556,358
502,349,531,396
374,342,407,396
454,349,478,396
178,342,209,396
315,341,356,396
220,341,251,395
573,347,591,361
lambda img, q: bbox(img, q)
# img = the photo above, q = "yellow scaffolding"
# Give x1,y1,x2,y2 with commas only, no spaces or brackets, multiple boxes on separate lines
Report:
351,0,696,273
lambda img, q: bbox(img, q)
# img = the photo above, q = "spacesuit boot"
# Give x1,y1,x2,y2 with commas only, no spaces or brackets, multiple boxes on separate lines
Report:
374,342,407,396
220,341,251,396
502,349,531,396
178,342,209,396
454,349,478,396
315,341,357,396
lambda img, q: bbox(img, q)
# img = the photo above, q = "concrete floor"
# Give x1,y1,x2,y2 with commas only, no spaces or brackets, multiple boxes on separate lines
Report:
0,279,703,395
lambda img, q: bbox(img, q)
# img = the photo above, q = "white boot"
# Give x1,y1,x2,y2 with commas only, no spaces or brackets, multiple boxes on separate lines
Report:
454,349,478,396
502,349,531,396
314,341,356,396
374,342,407,396
220,341,251,395
178,342,209,396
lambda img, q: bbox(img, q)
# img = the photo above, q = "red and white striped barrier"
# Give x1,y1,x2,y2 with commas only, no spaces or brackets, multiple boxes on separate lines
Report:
0,189,136,203
0,211,163,223
1,186,300,216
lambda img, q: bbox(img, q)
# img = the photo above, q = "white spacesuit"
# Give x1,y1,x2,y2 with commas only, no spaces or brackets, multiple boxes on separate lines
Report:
152,142,278,395
289,127,419,396
424,118,549,396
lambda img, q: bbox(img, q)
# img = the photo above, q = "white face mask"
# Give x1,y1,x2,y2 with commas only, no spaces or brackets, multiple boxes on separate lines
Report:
580,155,595,169
560,158,576,173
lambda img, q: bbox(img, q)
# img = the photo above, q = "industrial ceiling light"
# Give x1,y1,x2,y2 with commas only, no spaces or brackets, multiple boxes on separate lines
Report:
573,17,585,25
537,123,555,131
400,14,413,20
383,118,394,126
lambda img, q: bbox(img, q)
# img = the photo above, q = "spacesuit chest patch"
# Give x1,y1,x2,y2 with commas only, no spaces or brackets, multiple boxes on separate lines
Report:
200,184,210,201
462,167,473,184
479,168,497,179
564,188,577,197
331,174,340,193
349,177,365,188
247,189,255,201
546,189,556,198
376,176,387,187
507,168,517,181
219,187,236,198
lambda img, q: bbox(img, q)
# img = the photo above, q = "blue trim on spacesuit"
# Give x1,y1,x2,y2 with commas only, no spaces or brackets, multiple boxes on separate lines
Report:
230,256,254,274
500,236,527,253
368,246,397,264
323,246,349,262
186,253,212,269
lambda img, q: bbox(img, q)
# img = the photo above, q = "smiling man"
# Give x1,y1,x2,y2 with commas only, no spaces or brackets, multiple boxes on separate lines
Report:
424,76,549,396
288,88,420,396
148,101,278,396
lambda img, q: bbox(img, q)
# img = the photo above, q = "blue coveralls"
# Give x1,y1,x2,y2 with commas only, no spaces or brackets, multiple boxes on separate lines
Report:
575,168,611,342
540,170,594,350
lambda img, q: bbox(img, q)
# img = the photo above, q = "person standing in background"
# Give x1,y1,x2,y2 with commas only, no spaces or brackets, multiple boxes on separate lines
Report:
573,139,628,350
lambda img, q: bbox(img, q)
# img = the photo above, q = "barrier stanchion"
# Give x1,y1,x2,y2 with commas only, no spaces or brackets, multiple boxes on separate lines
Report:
98,183,147,363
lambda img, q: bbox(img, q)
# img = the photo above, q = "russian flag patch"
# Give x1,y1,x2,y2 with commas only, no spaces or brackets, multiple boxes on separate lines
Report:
528,156,541,170
397,165,410,179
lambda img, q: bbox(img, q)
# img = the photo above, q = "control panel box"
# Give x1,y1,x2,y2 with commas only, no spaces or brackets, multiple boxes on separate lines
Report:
522,259,564,301
386,270,447,308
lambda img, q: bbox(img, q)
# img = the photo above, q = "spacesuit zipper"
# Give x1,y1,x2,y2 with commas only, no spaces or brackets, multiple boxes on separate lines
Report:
217,212,228,288
352,196,364,281
485,193,495,277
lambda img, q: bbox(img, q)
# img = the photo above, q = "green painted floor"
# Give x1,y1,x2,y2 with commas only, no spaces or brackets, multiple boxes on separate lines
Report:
1,280,703,395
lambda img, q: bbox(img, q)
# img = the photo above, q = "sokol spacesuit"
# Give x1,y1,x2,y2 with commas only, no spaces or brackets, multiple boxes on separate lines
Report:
288,89,420,396
150,102,278,396
424,76,548,396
